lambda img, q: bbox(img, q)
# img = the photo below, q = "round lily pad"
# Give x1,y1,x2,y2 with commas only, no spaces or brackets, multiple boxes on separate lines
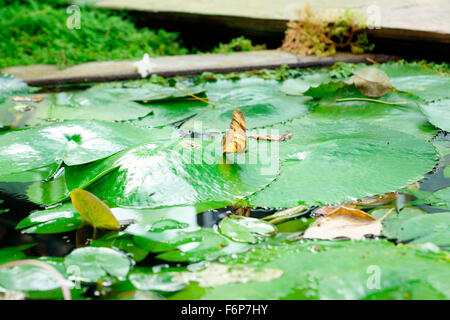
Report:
64,247,131,283
181,78,310,132
248,117,437,207
420,99,450,132
0,120,154,175
65,134,279,208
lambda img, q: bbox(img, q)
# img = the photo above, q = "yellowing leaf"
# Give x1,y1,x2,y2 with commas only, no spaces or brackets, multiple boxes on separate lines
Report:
302,206,393,240
70,189,120,230
222,108,246,153
348,67,393,97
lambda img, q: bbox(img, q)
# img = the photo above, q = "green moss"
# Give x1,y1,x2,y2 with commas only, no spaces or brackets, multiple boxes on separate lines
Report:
210,36,266,54
0,0,189,68
0,1,269,69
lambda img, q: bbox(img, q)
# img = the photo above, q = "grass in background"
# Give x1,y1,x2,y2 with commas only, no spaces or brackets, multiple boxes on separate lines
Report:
0,0,266,69
0,0,189,68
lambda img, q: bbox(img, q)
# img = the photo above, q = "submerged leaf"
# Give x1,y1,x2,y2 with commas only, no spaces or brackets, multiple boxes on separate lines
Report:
302,206,393,240
172,263,283,287
70,189,120,230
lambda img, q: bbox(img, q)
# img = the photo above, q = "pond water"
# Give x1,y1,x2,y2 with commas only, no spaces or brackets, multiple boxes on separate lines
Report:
0,63,449,300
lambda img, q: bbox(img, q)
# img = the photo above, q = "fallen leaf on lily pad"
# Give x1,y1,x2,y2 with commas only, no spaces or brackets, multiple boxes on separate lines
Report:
222,108,246,153
11,95,43,103
249,131,292,141
302,206,393,240
70,189,120,230
347,67,393,97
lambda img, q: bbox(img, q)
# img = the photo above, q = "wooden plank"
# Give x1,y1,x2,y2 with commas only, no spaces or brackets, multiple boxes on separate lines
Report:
90,0,450,43
1,51,399,86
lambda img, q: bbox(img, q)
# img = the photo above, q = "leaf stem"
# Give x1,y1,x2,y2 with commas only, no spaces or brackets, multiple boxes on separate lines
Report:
175,87,217,107
335,98,408,105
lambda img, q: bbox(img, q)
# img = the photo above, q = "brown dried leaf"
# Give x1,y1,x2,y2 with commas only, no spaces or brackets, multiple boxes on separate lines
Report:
302,206,393,240
348,67,393,97
222,108,246,153
11,95,43,103
249,131,292,141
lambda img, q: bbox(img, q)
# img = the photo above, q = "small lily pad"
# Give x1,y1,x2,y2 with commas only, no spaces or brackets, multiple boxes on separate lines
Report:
64,247,131,283
219,216,277,243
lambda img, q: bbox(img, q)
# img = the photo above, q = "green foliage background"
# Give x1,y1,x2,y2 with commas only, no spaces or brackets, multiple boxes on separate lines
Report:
0,0,267,69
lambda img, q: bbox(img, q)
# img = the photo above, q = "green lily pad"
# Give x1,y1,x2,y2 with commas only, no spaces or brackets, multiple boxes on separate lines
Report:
0,120,154,176
0,84,207,128
0,257,71,299
129,269,186,292
64,247,131,283
445,166,450,178
168,240,450,300
420,99,450,132
379,62,450,101
279,72,331,95
65,133,279,208
0,162,60,184
0,244,36,264
130,85,206,103
38,90,152,121
370,207,426,239
26,171,69,205
307,83,435,139
219,216,277,243
89,83,206,102
397,212,450,248
15,203,182,235
91,233,150,262
401,187,450,210
370,207,450,248
432,187,450,210
432,138,450,157
248,117,437,207
181,79,310,132
16,203,83,234
0,74,30,100
0,92,154,128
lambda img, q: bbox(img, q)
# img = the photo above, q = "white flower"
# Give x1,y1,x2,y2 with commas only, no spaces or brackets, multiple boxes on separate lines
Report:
133,53,154,78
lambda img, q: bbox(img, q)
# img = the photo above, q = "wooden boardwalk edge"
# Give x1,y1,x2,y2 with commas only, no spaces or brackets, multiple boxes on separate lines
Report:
1,51,400,87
